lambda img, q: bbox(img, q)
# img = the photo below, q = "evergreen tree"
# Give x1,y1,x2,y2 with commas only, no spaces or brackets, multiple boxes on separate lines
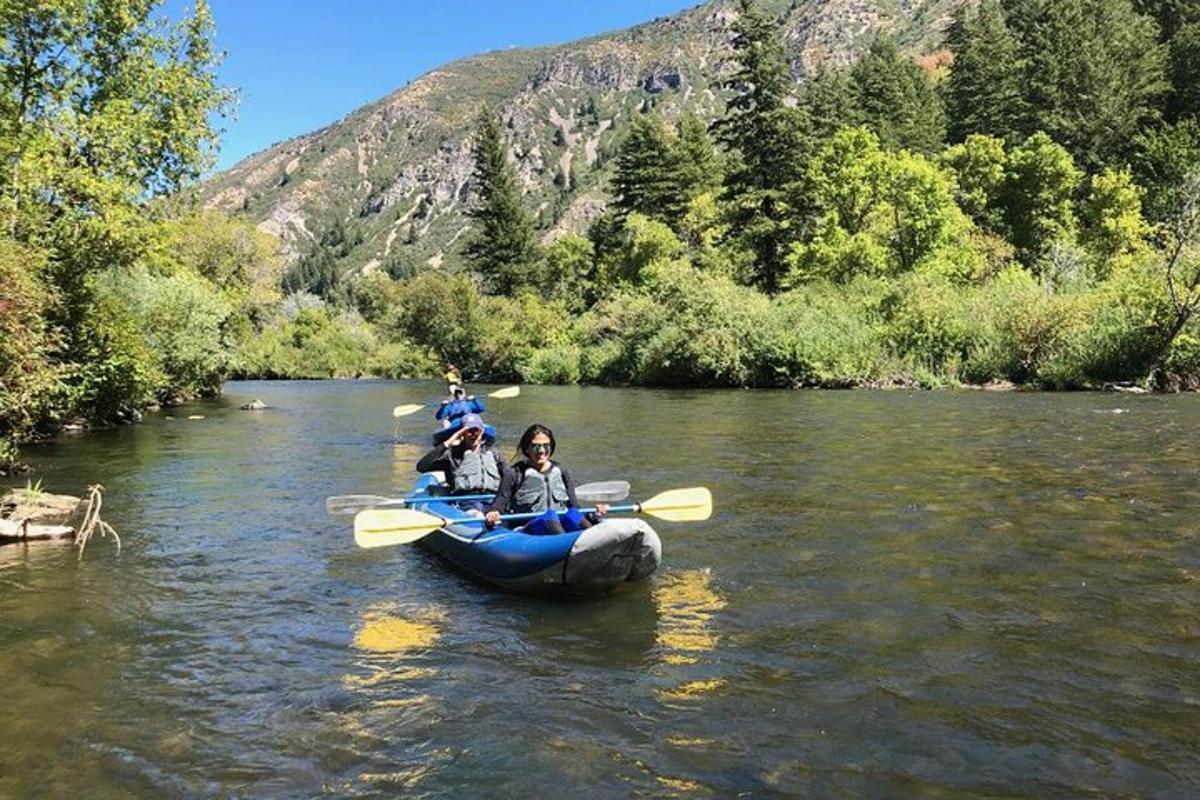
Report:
1131,0,1194,40
464,109,539,295
849,35,946,154
1003,0,1168,170
675,113,723,200
713,0,808,294
944,0,1025,143
1169,19,1200,118
798,67,858,141
613,113,683,222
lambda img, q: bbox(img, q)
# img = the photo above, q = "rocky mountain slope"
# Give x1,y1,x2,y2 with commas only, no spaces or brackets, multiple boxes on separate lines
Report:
203,0,969,276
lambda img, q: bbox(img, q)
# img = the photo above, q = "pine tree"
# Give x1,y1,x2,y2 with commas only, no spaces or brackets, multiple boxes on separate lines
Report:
713,0,808,294
944,0,1025,143
850,35,946,154
1003,0,1168,170
798,66,858,141
675,113,722,200
1169,19,1200,119
613,113,683,221
464,109,539,295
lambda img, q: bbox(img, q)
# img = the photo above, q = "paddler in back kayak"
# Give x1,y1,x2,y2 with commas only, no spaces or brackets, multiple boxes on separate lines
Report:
485,424,609,534
416,414,509,512
436,384,484,427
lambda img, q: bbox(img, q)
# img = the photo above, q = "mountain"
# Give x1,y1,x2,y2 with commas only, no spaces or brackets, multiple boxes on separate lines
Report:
202,0,969,277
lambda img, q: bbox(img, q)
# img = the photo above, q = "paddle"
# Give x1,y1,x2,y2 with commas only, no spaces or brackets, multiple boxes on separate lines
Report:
326,480,631,516
392,386,521,418
353,487,712,549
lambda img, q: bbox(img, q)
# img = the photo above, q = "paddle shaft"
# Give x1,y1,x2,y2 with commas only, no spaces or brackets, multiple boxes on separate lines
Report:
464,504,632,526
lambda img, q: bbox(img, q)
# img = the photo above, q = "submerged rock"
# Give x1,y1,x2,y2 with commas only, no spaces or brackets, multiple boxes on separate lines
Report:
240,399,268,411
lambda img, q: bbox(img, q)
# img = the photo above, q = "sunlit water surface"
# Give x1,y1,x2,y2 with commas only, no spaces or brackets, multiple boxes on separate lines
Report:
2,381,1199,797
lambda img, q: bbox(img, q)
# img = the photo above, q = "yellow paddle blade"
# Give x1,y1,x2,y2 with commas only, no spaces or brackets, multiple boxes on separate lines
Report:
488,386,521,399
354,508,446,548
392,403,425,418
639,487,713,522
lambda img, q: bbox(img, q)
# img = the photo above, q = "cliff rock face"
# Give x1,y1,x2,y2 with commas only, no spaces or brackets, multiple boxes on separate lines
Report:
203,0,968,275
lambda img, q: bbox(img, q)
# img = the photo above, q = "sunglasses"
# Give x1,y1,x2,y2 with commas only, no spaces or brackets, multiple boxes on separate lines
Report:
528,442,552,453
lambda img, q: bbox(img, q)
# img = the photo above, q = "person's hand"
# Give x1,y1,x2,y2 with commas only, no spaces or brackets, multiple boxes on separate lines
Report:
594,502,609,518
485,510,500,528
445,429,465,447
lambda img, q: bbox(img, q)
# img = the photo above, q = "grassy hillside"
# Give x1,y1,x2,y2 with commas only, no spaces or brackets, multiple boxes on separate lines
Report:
203,0,969,276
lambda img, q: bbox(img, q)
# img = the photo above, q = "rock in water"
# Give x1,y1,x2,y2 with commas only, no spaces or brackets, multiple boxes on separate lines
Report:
240,399,267,411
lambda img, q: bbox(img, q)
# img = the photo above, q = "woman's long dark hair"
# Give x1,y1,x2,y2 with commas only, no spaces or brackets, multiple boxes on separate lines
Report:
516,423,556,462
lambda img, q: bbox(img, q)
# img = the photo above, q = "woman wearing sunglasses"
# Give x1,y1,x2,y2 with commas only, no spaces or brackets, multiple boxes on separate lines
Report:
484,423,609,534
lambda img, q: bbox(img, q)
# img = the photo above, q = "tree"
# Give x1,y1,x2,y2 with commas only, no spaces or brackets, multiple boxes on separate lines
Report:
1133,116,1200,219
850,34,946,154
940,134,1009,233
798,66,858,141
464,108,539,295
1003,132,1083,266
613,112,721,232
1003,0,1168,170
675,113,722,202
1081,168,1151,267
1168,20,1200,119
0,0,232,463
713,0,808,293
944,0,1025,143
1144,170,1200,384
613,113,683,222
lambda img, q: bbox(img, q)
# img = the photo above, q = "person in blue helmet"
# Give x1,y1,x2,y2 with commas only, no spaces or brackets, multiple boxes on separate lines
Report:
416,414,510,511
484,423,609,534
435,384,485,427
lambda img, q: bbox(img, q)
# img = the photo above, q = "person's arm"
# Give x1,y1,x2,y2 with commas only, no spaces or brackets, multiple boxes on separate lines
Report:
559,464,581,508
561,465,609,521
416,445,452,474
485,465,519,522
470,397,486,414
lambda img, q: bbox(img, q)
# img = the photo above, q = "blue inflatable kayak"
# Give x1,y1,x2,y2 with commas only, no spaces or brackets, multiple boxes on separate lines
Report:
406,474,662,594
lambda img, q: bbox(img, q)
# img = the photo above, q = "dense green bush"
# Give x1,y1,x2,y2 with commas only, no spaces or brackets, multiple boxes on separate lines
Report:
756,280,887,386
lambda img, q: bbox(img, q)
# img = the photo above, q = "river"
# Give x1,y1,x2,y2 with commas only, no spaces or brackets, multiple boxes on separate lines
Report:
2,380,1198,797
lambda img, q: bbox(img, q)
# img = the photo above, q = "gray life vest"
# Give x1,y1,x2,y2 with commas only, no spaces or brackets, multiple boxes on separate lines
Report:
453,447,502,493
513,464,570,513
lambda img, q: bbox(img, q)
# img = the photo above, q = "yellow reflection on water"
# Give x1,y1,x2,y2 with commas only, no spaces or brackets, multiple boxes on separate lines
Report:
342,603,444,691
654,570,727,702
392,441,428,485
654,569,725,663
657,775,707,793
355,615,440,654
658,678,728,701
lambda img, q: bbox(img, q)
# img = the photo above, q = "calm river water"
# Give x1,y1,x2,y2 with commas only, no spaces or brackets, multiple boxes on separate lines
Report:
2,381,1199,797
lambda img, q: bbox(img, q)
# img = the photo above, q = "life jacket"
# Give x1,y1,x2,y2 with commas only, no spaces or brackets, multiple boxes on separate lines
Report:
436,396,485,423
453,447,502,493
513,463,570,513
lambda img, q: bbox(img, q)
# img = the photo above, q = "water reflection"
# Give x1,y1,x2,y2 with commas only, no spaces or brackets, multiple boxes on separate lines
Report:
343,602,443,690
654,568,726,666
653,569,728,704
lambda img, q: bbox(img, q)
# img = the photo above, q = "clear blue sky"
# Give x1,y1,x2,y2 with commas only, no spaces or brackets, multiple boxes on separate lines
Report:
189,1,702,171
